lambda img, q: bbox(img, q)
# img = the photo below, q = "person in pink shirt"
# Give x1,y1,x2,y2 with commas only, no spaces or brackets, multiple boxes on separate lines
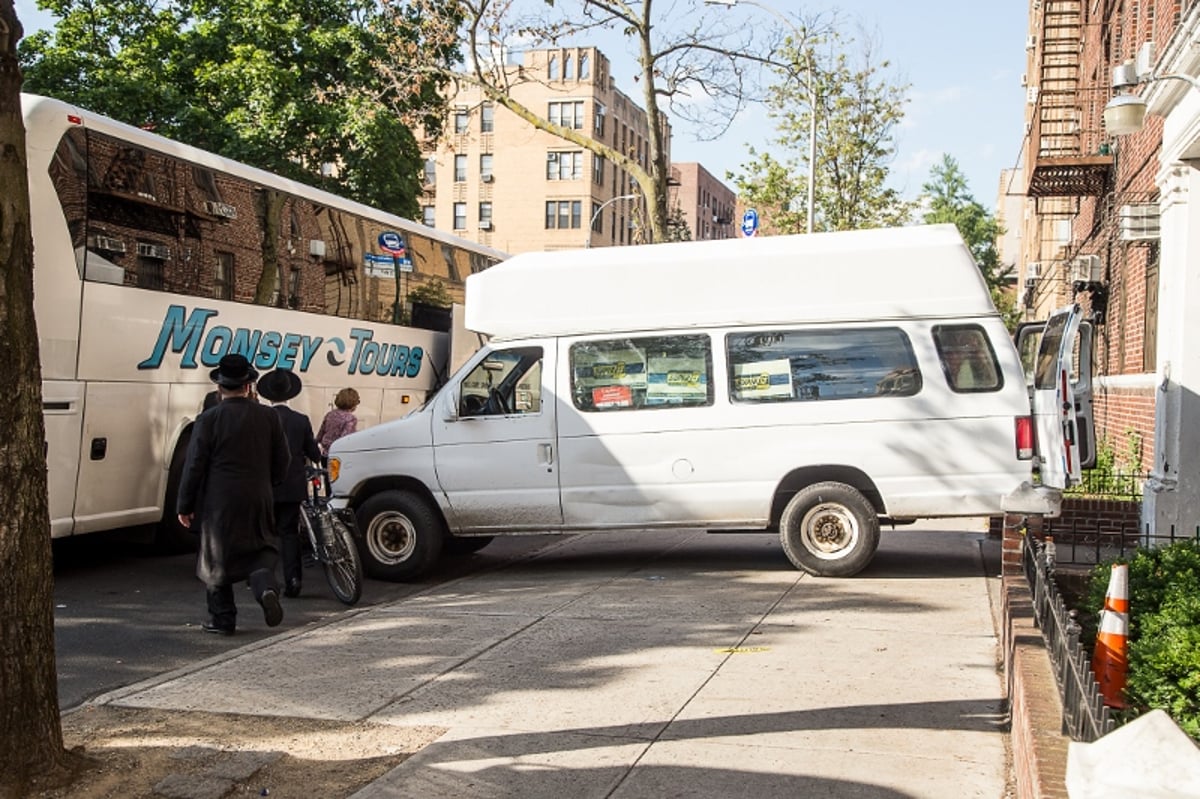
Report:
317,387,360,455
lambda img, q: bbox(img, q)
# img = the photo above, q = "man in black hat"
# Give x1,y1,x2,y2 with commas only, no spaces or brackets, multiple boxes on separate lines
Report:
257,368,322,597
177,353,290,634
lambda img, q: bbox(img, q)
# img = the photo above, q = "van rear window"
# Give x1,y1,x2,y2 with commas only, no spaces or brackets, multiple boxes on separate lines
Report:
933,325,1003,392
727,328,921,403
570,335,712,411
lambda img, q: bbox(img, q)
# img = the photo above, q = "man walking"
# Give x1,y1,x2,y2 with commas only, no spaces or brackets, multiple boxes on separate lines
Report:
177,353,291,634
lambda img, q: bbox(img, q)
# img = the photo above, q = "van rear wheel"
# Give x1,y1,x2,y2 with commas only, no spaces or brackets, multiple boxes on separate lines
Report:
356,490,444,582
779,481,879,577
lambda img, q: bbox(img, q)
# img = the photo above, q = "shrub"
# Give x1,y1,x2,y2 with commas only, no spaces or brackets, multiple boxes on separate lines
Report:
1086,540,1200,739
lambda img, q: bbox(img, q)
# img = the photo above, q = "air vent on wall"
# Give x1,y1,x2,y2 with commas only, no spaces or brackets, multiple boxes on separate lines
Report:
137,243,170,260
203,200,238,219
89,235,126,253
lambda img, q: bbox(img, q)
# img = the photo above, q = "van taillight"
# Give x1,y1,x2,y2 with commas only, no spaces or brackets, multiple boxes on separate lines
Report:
1015,416,1035,460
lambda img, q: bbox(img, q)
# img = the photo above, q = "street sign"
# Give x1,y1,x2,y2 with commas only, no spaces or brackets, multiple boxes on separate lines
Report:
378,231,406,256
741,209,759,238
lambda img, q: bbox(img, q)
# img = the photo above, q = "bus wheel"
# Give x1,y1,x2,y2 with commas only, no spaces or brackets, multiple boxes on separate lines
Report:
356,490,445,581
779,481,879,577
155,434,198,553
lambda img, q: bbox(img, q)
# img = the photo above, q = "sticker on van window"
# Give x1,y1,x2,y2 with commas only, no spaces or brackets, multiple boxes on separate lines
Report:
646,355,708,405
593,385,633,408
732,359,793,400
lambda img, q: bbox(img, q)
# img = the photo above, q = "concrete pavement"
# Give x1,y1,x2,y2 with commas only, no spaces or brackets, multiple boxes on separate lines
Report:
91,522,1010,798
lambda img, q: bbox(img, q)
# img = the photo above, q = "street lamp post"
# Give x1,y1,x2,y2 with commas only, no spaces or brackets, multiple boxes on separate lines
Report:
585,193,638,248
706,0,816,233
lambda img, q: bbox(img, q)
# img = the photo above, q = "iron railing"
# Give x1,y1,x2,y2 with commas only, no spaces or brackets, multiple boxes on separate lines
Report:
1022,534,1116,742
1047,521,1200,566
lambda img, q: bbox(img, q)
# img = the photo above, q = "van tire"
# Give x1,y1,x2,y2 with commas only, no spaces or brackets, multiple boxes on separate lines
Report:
155,433,198,553
356,490,445,581
779,482,879,577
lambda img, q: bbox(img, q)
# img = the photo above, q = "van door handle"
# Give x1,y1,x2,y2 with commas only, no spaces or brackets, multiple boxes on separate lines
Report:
539,443,554,467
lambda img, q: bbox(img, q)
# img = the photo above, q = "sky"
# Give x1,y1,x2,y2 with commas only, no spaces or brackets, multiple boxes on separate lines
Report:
13,0,1028,207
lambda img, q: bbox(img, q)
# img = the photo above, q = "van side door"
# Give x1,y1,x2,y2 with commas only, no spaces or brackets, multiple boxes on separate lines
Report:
1022,304,1092,488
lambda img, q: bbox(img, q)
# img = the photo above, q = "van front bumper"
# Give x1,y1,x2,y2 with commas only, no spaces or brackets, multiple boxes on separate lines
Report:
1001,482,1063,517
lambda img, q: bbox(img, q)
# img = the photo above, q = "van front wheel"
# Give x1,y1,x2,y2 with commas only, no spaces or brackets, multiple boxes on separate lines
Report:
356,490,445,582
779,482,879,577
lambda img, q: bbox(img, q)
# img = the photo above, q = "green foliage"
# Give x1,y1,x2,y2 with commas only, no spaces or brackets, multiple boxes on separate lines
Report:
407,277,452,309
19,0,457,217
664,204,693,243
1085,540,1200,738
732,27,915,234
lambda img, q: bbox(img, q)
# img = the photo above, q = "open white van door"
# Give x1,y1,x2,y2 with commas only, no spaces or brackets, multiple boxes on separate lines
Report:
1022,304,1092,488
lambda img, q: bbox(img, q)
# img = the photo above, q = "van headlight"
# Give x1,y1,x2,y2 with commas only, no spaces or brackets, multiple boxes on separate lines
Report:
327,457,340,484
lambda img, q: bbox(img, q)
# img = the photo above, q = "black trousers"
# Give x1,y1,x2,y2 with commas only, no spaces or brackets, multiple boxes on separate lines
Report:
206,567,276,630
275,501,303,584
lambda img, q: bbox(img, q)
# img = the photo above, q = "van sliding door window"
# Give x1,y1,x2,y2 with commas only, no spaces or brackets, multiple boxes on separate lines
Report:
933,325,1003,393
727,328,921,403
570,335,712,411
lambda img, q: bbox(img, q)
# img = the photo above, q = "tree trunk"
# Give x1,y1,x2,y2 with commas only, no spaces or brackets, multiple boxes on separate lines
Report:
0,2,72,794
254,188,286,305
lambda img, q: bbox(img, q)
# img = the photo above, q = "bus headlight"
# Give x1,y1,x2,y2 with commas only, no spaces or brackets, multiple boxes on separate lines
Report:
327,457,340,484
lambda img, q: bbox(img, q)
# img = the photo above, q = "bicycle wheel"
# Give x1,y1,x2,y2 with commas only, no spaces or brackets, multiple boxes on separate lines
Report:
321,513,364,605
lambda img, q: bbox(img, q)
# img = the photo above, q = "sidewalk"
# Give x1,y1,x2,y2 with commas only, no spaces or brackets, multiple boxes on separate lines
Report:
92,523,1010,798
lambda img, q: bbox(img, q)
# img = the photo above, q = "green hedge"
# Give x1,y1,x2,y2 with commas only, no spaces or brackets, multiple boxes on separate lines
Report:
1085,540,1200,739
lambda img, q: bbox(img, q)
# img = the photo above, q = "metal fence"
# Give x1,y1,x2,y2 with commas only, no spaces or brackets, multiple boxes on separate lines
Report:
1022,534,1116,742
1046,520,1200,567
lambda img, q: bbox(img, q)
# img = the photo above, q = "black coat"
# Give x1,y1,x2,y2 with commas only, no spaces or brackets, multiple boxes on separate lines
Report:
177,396,290,585
270,404,322,503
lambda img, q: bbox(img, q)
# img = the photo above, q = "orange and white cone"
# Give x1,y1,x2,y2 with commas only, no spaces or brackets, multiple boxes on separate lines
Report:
1091,563,1129,709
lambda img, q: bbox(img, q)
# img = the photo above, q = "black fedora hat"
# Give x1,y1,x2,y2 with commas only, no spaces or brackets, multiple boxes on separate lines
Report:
257,368,302,402
209,353,259,388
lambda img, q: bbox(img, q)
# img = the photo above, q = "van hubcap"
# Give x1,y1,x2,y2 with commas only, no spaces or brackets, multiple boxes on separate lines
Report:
366,512,417,565
800,503,859,559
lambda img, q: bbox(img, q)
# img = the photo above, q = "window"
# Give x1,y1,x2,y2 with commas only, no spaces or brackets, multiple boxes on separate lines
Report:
548,100,584,129
548,55,560,80
480,153,493,181
137,257,163,290
934,325,1001,392
727,328,921,403
544,200,583,229
592,154,605,186
459,347,543,417
564,54,574,80
591,201,602,233
453,202,466,230
213,251,234,300
481,103,494,133
454,154,467,182
547,151,583,180
580,52,590,79
594,102,606,137
479,202,493,227
453,108,469,134
422,205,435,226
287,268,301,307
423,157,437,185
571,335,713,411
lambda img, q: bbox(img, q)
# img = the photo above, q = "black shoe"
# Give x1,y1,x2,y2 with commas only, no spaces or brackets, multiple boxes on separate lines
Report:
202,620,235,636
284,578,302,598
260,589,284,627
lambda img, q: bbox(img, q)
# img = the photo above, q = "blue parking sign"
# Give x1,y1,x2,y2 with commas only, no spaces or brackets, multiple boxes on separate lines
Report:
741,209,759,238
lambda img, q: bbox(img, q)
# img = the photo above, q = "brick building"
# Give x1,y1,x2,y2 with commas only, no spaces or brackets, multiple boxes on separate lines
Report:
1020,0,1200,531
668,162,737,241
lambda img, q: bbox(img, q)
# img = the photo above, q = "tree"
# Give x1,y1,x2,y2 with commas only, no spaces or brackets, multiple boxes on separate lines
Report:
408,277,453,309
0,2,76,794
380,0,788,243
921,154,1020,328
19,0,459,216
732,23,914,234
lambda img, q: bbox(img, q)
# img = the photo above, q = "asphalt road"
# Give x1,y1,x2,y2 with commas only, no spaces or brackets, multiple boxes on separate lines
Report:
51,528,557,710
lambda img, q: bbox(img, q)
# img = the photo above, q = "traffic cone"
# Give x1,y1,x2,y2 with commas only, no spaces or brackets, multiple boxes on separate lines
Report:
1091,563,1129,709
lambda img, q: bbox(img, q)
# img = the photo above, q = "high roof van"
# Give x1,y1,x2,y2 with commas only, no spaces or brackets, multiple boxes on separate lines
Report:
328,225,1092,580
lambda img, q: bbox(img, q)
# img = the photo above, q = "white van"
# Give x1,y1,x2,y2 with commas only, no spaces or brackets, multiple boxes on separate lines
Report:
328,225,1092,580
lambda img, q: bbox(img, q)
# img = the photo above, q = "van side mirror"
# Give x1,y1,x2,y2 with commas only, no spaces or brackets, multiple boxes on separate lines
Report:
445,385,460,421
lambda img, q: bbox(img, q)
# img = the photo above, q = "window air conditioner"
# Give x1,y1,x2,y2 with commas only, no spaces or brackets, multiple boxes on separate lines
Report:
1071,254,1102,284
479,221,493,230
309,240,327,258
203,200,238,219
137,243,170,260
1026,35,1037,50
1027,261,1042,279
1119,204,1160,241
482,174,494,183
89,235,126,253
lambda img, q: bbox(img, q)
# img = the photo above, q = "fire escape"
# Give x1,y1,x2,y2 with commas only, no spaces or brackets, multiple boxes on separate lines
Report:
1024,0,1112,313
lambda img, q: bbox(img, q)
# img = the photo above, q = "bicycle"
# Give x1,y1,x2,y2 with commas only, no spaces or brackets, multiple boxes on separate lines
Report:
300,466,364,605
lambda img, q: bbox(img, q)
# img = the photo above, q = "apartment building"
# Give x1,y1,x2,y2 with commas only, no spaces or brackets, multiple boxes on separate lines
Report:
420,47,670,254
669,162,737,241
1020,0,1200,531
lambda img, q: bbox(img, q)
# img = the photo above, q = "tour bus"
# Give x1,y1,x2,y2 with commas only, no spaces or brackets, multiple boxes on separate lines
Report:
22,93,507,547
327,225,1094,581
